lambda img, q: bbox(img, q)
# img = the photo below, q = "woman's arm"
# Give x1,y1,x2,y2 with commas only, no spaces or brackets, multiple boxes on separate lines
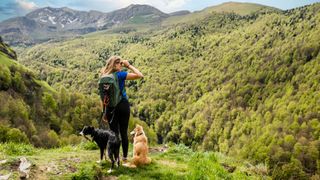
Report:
122,60,144,80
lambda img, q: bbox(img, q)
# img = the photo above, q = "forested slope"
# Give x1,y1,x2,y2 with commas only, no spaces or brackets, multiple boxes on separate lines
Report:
0,37,101,148
17,3,320,178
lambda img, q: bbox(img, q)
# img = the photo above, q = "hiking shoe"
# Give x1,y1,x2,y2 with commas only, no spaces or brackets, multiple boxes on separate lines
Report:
122,157,128,163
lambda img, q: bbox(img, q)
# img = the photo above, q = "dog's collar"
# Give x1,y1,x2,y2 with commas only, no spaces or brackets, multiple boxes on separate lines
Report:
136,132,144,136
83,135,93,142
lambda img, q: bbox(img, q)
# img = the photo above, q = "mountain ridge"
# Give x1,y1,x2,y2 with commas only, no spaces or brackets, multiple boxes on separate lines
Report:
0,2,276,46
203,1,281,14
0,4,170,46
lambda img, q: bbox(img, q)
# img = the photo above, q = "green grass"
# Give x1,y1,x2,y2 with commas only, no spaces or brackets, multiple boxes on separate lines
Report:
0,142,39,156
0,143,270,179
0,51,18,66
34,79,57,93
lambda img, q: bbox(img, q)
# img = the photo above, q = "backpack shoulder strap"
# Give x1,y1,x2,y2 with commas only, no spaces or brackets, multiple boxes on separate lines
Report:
112,72,118,83
113,72,123,99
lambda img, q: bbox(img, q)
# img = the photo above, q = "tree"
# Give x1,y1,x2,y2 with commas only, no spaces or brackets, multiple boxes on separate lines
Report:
0,65,11,90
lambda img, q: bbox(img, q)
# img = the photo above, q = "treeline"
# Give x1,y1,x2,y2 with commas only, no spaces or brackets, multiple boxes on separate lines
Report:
17,3,320,178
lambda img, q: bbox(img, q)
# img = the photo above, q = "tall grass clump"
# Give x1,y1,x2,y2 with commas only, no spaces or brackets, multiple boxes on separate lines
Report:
187,152,231,180
70,163,102,180
0,142,38,156
160,144,194,162
79,141,99,150
166,143,194,155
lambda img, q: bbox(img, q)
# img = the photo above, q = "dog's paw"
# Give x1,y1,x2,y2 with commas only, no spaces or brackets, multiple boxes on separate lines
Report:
107,169,113,173
123,163,136,168
96,160,101,164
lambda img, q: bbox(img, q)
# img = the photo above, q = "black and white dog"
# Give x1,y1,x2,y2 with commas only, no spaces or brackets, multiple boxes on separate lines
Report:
80,126,120,172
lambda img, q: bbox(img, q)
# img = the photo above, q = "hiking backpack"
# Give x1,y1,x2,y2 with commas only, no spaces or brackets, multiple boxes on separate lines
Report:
98,72,122,125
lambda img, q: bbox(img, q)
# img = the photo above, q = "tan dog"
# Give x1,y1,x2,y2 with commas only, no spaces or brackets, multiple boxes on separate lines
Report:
124,124,151,168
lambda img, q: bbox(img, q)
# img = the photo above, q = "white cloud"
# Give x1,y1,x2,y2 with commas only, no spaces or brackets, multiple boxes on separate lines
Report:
16,0,38,11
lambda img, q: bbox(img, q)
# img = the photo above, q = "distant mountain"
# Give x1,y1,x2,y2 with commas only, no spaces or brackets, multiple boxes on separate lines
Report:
0,4,169,46
162,1,280,27
0,2,278,46
107,4,169,22
203,1,280,15
25,7,105,30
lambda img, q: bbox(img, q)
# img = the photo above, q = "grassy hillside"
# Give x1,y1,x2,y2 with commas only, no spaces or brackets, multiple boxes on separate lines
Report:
14,2,320,178
1,37,105,149
162,2,279,26
0,143,268,179
0,37,17,60
203,2,279,15
0,51,17,66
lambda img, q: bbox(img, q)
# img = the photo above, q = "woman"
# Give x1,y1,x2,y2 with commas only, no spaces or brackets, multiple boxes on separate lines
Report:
100,56,143,162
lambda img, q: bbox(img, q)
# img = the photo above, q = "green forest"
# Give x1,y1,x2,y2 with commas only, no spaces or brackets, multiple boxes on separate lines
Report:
1,2,320,179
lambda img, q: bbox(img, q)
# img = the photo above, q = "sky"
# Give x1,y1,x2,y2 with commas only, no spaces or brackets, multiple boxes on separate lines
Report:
1,0,319,22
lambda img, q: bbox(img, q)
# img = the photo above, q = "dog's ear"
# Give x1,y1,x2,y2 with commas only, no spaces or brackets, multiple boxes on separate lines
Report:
130,129,135,135
81,126,87,131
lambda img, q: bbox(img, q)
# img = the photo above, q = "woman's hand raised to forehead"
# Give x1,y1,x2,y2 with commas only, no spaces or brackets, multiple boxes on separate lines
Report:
124,61,144,80
121,60,130,68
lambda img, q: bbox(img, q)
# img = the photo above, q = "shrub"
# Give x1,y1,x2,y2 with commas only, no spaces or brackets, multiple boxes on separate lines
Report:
42,92,58,111
41,130,60,148
31,135,42,147
271,160,308,180
6,128,29,144
11,71,27,93
0,65,11,90
0,125,10,142
47,130,60,147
